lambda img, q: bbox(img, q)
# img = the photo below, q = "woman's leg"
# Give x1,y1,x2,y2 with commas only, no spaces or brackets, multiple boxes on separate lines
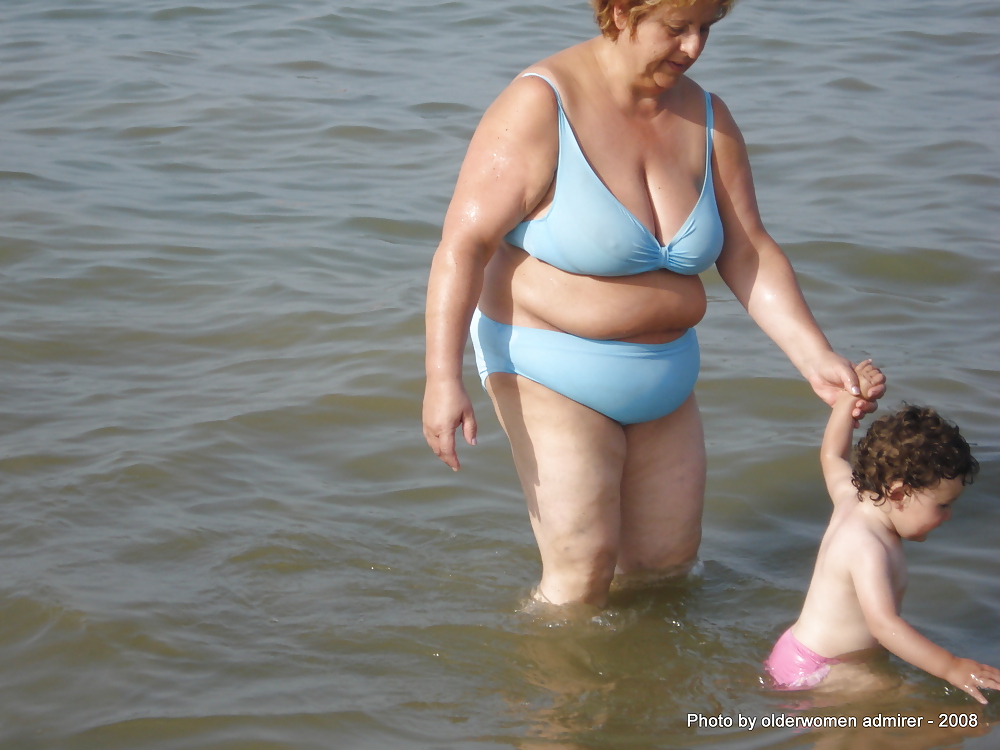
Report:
617,393,706,573
486,372,627,607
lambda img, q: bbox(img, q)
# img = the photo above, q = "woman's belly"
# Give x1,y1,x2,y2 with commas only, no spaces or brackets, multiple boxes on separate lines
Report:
479,244,708,344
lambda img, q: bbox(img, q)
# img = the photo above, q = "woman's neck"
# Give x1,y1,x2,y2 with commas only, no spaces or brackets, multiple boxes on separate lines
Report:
590,36,677,116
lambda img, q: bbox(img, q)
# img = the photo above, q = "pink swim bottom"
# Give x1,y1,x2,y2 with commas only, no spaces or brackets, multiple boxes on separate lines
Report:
765,628,840,689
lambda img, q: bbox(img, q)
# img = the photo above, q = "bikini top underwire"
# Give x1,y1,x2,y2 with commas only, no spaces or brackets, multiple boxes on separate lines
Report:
504,73,724,277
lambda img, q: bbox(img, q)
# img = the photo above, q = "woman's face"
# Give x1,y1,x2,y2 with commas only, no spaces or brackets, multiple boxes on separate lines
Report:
615,1,721,87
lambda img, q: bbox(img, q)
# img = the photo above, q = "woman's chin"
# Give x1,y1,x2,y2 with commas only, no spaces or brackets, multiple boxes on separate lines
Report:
651,70,680,88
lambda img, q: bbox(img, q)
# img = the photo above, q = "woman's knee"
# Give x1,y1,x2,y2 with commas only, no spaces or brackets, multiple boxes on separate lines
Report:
619,532,700,573
576,542,618,582
539,541,618,604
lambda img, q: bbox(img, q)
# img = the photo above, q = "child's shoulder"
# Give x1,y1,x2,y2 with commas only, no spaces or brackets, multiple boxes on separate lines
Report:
826,470,859,508
823,502,896,564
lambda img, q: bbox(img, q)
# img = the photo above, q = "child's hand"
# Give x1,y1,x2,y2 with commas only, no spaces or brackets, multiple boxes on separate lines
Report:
853,359,884,401
850,359,885,421
944,658,1000,704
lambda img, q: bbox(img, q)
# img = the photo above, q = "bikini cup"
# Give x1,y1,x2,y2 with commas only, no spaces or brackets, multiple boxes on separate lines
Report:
504,73,724,277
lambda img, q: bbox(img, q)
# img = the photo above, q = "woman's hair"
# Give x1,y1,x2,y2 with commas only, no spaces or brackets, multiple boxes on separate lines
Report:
852,404,979,505
592,0,737,41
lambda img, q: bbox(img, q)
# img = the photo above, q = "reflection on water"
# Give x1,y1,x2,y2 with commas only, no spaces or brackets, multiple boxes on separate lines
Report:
506,565,996,748
0,0,997,747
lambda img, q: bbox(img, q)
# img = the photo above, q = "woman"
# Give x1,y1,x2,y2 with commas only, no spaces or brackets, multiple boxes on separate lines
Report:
423,0,883,607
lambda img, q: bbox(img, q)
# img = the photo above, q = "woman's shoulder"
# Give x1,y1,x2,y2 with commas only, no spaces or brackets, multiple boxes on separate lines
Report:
697,86,742,154
514,41,596,100
481,45,596,136
663,76,726,122
481,71,561,138
678,82,734,136
466,59,567,163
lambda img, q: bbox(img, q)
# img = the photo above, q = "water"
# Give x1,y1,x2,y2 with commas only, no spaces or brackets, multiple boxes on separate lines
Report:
1,0,998,747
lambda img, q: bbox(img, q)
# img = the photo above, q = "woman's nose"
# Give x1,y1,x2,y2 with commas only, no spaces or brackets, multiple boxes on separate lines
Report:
682,30,705,60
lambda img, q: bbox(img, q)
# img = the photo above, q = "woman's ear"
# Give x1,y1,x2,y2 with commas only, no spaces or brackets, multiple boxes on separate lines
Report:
612,3,629,33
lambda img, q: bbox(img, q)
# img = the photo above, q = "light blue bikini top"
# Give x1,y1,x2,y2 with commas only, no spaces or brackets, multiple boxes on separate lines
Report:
504,73,724,277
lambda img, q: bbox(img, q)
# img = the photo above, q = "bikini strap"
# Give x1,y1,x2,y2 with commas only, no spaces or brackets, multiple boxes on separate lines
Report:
519,72,569,176
524,74,710,129
703,90,715,173
520,72,564,110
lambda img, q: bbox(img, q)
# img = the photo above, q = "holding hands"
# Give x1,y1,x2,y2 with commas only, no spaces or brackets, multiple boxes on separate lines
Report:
805,351,886,421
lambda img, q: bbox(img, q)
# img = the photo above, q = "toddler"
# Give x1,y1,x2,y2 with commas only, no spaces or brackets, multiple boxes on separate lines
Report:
765,361,999,703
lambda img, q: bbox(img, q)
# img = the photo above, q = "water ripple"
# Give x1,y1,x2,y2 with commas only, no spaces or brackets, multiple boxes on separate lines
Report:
1,0,998,748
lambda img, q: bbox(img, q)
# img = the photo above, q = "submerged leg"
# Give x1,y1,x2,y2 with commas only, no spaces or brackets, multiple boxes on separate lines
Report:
486,373,626,607
617,393,706,576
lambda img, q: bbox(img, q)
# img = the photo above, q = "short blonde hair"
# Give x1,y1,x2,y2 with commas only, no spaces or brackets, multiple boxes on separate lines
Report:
591,0,737,41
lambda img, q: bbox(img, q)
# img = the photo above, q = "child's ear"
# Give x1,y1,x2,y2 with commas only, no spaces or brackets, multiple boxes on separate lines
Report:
887,482,909,508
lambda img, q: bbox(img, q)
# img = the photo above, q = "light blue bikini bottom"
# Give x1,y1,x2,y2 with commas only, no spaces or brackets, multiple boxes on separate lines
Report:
469,309,699,425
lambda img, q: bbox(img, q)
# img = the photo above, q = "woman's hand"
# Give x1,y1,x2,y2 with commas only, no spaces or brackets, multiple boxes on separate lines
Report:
423,378,478,471
804,351,886,421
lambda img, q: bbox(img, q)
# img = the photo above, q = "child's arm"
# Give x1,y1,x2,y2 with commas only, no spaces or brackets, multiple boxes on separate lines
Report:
820,389,860,506
851,544,1000,704
821,360,880,506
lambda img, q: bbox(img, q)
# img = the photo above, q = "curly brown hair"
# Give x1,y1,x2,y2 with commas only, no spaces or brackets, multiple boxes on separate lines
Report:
591,0,738,41
852,404,979,505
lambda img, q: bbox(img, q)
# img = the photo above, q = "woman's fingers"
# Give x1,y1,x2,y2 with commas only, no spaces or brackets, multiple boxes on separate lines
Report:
435,410,478,473
435,425,460,471
462,411,478,448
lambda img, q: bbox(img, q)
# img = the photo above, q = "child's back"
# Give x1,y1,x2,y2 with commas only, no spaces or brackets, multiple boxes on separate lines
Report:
792,490,907,658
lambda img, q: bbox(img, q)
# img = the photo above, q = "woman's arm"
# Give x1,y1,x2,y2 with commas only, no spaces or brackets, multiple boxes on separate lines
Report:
709,95,885,416
423,76,559,470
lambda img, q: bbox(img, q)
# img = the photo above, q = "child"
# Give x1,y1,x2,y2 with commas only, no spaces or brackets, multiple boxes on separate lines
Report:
765,361,1000,704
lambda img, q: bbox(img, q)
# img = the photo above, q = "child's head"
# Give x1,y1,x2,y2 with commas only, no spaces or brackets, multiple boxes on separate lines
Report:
852,404,979,506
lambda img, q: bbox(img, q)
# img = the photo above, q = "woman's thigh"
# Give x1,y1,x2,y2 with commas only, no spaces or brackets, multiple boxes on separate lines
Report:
485,373,627,603
618,393,706,573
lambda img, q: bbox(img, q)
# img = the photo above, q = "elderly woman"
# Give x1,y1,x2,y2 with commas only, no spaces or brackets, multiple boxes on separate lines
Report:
423,0,883,607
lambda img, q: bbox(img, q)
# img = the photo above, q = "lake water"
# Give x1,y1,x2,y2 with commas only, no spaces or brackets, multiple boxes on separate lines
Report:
1,0,998,748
